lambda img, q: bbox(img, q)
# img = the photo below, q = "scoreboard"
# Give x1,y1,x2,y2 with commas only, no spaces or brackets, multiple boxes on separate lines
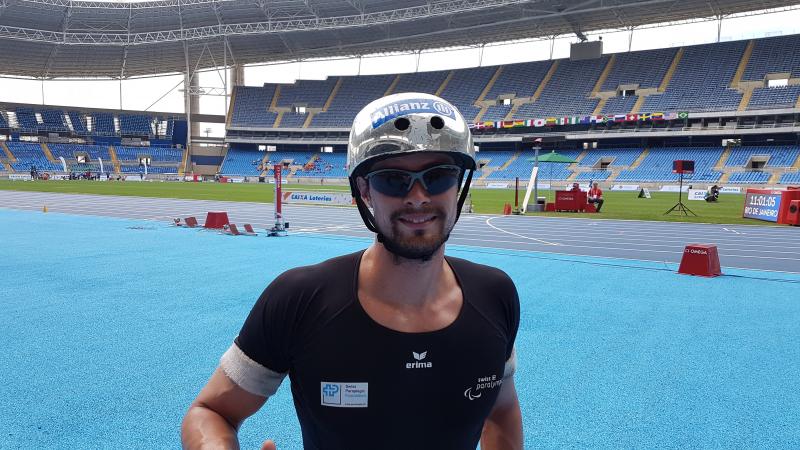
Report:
743,190,782,222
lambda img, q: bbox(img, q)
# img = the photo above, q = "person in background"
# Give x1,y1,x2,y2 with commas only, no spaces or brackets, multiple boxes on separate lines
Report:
588,182,604,212
570,182,581,192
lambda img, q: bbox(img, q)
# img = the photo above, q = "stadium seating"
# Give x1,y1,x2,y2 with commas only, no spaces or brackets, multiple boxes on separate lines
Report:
438,66,497,122
275,79,337,109
120,165,175,174
393,71,449,95
7,142,63,172
579,148,643,167
484,61,552,100
68,111,88,134
742,34,800,81
601,47,677,91
41,110,68,132
312,75,395,127
728,171,771,184
486,150,583,180
14,108,39,132
514,58,606,118
91,112,116,135
747,86,800,110
725,146,800,167
119,114,152,136
49,144,111,161
575,171,611,181
294,153,348,178
601,95,638,115
223,35,800,128
230,85,279,127
0,112,8,128
278,112,308,128
642,41,745,112
779,171,800,184
220,148,307,176
115,146,182,163
616,147,723,182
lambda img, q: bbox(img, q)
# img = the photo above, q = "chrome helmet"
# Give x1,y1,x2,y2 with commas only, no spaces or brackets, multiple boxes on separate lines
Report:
347,92,476,236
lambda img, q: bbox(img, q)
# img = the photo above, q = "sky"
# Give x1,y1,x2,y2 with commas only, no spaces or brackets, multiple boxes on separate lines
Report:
1,6,799,137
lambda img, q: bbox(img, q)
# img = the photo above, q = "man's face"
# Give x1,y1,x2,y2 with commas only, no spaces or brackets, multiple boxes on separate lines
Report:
357,153,460,260
593,183,598,188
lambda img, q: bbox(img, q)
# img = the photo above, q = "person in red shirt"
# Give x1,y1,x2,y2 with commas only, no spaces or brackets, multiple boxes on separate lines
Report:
588,182,604,212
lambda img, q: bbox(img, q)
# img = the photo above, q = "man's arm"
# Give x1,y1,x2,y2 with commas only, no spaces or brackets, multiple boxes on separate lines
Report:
181,367,268,450
480,377,523,450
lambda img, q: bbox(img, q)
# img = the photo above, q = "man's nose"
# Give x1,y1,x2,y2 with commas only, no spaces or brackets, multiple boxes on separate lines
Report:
404,179,431,206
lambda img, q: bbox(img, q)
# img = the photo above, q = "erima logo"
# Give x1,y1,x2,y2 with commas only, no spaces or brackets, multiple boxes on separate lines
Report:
371,98,456,128
406,351,432,369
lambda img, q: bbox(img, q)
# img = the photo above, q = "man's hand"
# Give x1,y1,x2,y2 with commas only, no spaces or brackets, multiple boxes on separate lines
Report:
261,439,276,450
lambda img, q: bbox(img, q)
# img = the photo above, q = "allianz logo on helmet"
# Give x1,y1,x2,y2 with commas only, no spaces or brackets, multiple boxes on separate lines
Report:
371,98,456,129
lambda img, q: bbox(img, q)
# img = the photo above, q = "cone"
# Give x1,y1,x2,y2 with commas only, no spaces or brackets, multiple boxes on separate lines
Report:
43,205,48,213
503,203,512,215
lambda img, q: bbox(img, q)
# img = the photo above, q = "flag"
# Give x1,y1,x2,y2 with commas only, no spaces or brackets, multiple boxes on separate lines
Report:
545,117,557,126
677,111,689,119
613,114,627,122
626,114,639,121
651,112,666,121
533,118,546,127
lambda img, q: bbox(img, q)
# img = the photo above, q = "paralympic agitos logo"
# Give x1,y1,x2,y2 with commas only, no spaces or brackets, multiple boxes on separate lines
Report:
371,98,456,128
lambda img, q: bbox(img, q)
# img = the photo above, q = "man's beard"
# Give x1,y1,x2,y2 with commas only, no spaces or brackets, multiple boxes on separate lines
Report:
377,206,453,262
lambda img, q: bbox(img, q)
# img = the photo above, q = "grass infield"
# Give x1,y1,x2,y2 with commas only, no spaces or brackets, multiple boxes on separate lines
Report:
0,179,768,225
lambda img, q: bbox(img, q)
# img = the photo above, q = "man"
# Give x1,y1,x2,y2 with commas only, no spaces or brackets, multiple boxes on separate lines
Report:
705,184,720,202
182,93,522,450
588,182,604,212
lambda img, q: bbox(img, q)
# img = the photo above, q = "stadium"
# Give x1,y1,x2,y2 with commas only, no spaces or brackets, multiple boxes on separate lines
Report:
2,0,800,448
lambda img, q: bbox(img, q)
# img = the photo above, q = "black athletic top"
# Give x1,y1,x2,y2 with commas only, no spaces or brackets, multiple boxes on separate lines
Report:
227,250,520,450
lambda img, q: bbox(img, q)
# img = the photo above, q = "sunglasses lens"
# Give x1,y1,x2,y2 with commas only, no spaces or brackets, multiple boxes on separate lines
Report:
370,171,412,197
423,167,460,195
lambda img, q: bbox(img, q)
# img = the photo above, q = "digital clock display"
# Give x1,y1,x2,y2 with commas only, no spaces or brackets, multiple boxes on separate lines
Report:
743,192,782,222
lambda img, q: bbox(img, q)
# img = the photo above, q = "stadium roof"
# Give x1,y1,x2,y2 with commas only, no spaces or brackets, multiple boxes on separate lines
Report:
0,0,797,79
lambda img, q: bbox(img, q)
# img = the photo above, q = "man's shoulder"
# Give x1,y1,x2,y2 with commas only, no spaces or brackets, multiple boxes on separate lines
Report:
272,251,362,288
446,255,515,289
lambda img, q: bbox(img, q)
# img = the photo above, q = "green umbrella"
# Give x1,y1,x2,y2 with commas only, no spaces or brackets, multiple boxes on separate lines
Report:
527,151,578,203
527,150,577,164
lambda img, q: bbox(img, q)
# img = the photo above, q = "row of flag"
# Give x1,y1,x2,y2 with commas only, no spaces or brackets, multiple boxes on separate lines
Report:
469,111,690,130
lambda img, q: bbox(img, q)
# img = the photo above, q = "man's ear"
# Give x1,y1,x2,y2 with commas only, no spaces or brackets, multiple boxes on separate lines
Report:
356,177,372,208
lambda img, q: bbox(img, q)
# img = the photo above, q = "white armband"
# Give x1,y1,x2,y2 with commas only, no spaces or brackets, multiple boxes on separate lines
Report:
219,343,287,397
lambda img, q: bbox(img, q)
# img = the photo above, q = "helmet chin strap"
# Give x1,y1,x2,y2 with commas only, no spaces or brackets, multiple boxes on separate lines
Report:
351,168,474,261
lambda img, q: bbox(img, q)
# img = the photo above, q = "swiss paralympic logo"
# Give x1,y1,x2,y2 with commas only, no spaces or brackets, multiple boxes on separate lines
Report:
322,383,341,405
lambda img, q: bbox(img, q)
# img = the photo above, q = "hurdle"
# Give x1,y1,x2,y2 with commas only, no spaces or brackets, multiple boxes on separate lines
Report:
242,224,258,236
222,224,242,236
174,216,199,228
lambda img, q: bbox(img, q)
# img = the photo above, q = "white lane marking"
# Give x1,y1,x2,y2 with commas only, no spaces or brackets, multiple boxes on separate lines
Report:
485,216,559,246
723,227,742,235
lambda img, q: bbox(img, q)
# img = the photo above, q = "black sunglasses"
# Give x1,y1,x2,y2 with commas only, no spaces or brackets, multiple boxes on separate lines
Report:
365,164,463,198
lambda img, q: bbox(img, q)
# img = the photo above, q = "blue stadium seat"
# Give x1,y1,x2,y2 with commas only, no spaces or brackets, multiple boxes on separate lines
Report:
726,146,800,167
616,147,723,182
728,171,771,184
642,41,745,112
742,34,800,81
